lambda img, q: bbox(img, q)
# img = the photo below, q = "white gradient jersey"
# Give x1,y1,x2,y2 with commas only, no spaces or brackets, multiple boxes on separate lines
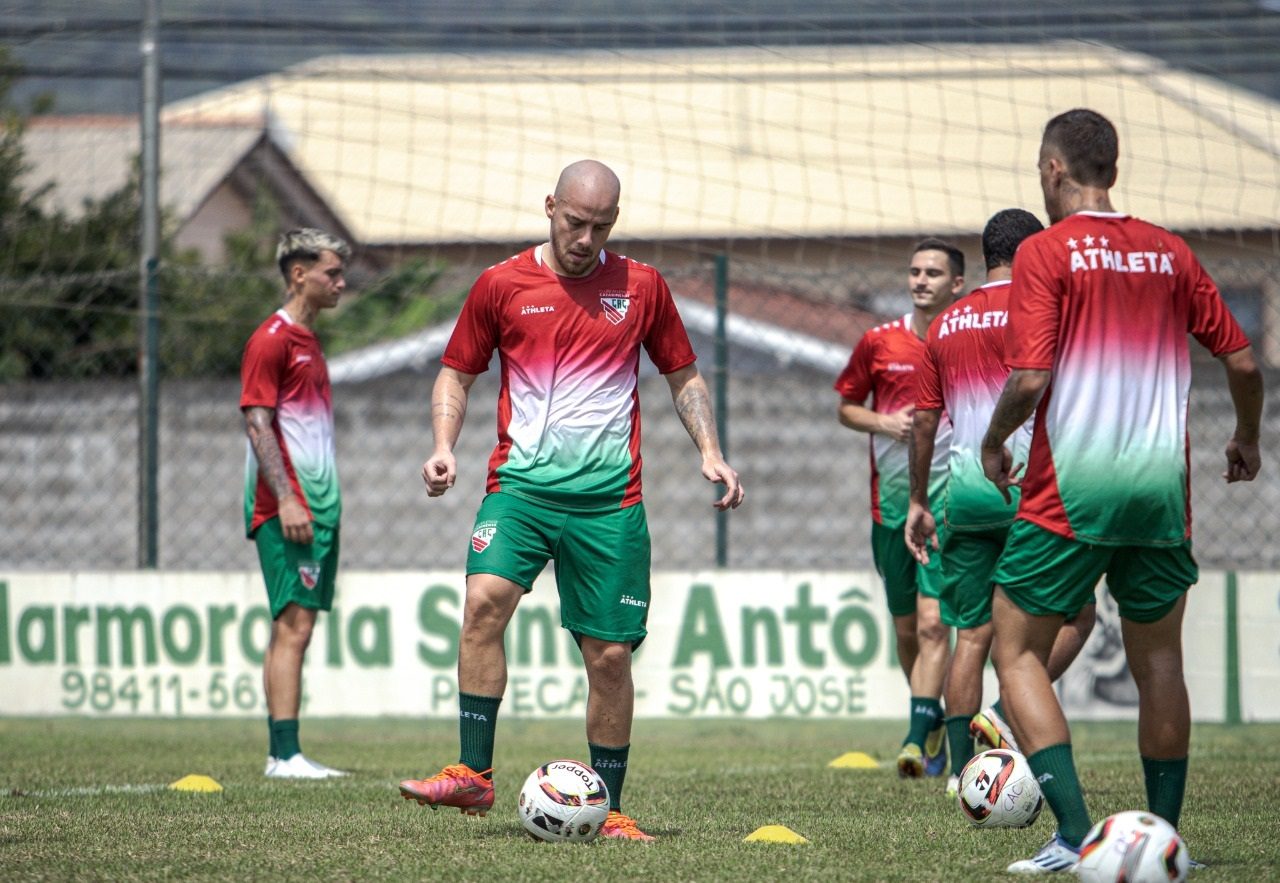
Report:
240,309,341,536
443,246,696,512
834,315,951,527
918,282,1030,531
1008,212,1249,545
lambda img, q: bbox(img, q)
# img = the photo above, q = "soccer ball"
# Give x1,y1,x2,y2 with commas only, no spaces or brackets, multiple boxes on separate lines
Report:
1076,810,1189,883
517,760,610,843
956,748,1044,828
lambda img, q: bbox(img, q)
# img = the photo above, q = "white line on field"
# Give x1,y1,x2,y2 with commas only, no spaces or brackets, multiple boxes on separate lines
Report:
3,783,169,798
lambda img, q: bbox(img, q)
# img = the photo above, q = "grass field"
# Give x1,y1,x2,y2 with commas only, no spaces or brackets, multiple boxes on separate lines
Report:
3,718,1279,881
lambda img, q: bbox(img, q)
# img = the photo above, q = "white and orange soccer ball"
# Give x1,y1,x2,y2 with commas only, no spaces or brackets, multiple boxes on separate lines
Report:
517,760,610,843
1076,810,1189,883
956,748,1044,828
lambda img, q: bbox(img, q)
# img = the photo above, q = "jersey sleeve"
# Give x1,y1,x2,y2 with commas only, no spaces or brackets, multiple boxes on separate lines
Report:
642,271,698,374
1183,244,1251,357
442,273,501,374
834,334,874,403
915,336,944,411
1005,238,1062,371
240,328,286,410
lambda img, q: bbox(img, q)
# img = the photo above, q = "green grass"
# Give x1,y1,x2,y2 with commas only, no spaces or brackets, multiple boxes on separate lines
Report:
2,718,1278,881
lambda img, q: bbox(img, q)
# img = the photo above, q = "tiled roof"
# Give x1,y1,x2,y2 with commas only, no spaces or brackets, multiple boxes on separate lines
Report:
162,42,1280,244
21,114,267,220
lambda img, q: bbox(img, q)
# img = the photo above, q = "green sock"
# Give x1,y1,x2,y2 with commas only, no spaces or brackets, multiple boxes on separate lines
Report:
588,743,629,811
1028,743,1092,846
458,692,501,776
267,716,276,758
991,698,1006,720
1142,756,1188,829
945,715,974,775
271,719,300,760
904,696,943,748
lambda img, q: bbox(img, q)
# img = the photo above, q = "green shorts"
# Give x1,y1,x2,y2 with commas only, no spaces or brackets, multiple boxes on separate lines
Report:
939,525,1008,629
872,520,944,618
466,492,651,644
253,517,339,619
993,520,1197,623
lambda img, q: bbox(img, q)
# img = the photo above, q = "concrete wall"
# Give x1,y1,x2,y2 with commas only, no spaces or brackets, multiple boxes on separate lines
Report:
2,359,1276,572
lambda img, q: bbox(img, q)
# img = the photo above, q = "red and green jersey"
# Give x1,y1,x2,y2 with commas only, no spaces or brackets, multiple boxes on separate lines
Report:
443,246,696,512
240,309,341,536
1007,211,1249,545
835,314,951,527
918,281,1030,531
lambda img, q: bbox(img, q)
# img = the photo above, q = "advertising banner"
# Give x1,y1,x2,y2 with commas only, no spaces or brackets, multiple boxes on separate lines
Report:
0,570,1254,721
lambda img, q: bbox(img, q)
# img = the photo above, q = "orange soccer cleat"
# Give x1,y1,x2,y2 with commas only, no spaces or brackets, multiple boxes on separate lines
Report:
970,706,1020,753
600,809,655,842
399,763,495,816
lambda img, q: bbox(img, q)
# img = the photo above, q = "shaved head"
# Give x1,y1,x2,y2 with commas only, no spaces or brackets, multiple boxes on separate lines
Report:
554,159,621,205
544,160,622,277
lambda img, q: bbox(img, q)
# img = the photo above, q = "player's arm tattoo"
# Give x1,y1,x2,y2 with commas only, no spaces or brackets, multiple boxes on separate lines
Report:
432,388,468,425
982,369,1050,451
430,368,477,451
244,406,295,501
673,373,720,455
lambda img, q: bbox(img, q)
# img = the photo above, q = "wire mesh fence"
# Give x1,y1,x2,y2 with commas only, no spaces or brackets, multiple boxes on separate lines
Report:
2,4,1279,572
2,252,1277,572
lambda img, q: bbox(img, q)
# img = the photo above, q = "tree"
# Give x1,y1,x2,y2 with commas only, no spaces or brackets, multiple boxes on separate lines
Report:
0,50,140,380
0,48,462,381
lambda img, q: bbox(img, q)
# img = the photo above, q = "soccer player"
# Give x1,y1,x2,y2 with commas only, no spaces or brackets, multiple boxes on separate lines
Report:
398,160,744,841
981,109,1264,874
241,228,352,779
906,209,1096,799
835,238,963,778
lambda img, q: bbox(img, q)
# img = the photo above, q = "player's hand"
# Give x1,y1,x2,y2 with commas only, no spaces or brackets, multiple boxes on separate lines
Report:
703,456,745,510
422,450,457,497
904,501,937,566
879,406,914,442
981,445,1025,504
277,495,314,546
1223,438,1261,483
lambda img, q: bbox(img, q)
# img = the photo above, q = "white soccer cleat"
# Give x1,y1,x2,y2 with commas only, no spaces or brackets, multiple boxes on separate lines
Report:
267,753,339,779
306,757,349,778
945,774,959,799
264,755,278,776
1006,833,1080,874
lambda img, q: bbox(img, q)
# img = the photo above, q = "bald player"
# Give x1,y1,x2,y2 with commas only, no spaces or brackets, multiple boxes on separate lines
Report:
398,160,744,841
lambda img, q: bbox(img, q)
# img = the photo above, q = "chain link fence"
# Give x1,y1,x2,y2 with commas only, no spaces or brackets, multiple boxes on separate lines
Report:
2,251,1277,572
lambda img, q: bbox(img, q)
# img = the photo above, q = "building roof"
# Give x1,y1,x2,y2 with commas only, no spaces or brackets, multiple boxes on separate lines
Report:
162,42,1280,246
20,115,267,220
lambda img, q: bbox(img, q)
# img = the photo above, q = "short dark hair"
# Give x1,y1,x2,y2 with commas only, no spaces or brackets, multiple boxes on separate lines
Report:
276,228,351,281
1043,108,1118,188
912,237,965,278
982,209,1044,270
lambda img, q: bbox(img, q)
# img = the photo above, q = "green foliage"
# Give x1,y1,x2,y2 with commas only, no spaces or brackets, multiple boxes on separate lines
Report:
0,168,140,380
323,258,463,356
1,718,1278,881
158,188,281,379
0,61,459,381
0,48,146,380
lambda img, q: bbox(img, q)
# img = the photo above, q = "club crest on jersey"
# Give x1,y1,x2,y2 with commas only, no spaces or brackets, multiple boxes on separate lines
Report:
599,291,632,325
297,561,321,590
471,521,497,553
